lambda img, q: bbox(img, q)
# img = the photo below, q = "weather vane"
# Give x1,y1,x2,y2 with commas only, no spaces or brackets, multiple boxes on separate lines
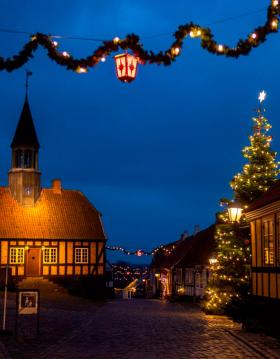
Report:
258,90,266,103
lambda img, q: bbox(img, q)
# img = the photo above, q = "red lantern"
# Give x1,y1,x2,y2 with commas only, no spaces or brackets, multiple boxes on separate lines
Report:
136,250,143,257
114,53,138,83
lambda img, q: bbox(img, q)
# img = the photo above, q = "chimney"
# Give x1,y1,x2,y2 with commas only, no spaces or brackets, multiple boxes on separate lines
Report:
180,230,189,241
52,179,62,194
194,224,200,235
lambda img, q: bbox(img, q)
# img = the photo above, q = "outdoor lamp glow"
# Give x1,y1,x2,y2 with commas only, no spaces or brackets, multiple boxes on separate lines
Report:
114,53,138,83
209,257,218,265
227,201,243,223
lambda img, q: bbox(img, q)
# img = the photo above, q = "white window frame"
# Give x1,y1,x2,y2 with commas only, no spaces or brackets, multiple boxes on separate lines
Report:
263,217,274,265
75,248,89,264
43,247,57,264
10,247,25,264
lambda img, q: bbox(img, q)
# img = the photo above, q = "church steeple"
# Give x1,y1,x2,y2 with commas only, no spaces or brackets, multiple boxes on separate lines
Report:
11,97,40,150
8,96,41,206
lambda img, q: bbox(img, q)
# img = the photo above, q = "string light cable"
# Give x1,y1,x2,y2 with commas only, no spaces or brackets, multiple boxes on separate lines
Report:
0,0,278,73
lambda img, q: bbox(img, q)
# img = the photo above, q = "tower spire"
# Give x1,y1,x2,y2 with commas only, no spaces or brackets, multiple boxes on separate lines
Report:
25,70,32,99
9,78,41,207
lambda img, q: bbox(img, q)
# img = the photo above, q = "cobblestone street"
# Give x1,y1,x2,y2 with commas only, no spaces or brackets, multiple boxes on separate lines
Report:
1,296,280,359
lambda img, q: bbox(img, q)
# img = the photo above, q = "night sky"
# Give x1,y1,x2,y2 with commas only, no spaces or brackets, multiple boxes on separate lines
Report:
0,0,279,263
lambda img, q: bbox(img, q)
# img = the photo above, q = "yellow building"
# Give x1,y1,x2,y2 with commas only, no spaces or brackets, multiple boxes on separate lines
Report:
0,97,106,279
246,181,280,300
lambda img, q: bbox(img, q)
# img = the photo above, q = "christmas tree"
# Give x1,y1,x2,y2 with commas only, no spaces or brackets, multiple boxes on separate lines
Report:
204,91,280,314
231,91,280,204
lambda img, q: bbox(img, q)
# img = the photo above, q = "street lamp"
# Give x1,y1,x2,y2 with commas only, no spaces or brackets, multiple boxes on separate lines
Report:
209,257,218,265
227,201,243,223
114,53,138,83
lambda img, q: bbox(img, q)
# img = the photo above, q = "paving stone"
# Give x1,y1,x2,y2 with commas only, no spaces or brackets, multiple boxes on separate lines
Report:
0,296,279,358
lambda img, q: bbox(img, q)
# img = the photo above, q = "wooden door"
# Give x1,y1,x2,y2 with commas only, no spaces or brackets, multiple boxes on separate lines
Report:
26,248,41,276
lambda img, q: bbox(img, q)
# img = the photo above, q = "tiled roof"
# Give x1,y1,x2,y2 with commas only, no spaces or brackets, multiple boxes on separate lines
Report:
0,187,106,240
246,180,280,212
11,98,40,149
176,225,216,267
152,225,215,269
152,235,196,269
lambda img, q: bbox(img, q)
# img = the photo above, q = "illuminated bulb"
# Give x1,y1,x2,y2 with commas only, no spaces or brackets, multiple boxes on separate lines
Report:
76,66,88,74
251,33,257,40
218,44,224,52
189,31,194,38
113,36,120,43
273,0,278,6
197,30,202,36
172,47,180,55
101,57,106,62
271,20,278,29
62,51,70,57
52,41,58,47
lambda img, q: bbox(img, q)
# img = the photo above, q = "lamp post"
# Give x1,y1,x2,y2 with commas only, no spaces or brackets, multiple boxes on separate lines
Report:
227,201,243,223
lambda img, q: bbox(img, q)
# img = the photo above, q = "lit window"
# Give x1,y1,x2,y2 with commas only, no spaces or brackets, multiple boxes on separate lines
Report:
263,218,274,265
75,248,88,264
10,248,24,264
43,248,57,264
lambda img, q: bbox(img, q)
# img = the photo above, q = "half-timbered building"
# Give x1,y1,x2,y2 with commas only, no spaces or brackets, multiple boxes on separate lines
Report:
0,97,106,279
246,181,280,300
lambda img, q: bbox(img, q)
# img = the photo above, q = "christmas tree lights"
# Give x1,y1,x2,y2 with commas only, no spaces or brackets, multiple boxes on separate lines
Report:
204,91,280,314
231,91,280,203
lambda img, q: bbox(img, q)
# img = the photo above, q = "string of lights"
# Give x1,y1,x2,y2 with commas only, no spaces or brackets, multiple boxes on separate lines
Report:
0,0,279,74
106,244,176,256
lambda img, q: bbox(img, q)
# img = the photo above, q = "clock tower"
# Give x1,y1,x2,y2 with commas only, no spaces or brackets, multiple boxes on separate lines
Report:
8,96,41,206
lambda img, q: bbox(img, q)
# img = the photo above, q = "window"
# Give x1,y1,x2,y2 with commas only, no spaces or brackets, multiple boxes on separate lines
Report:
43,248,57,264
263,218,274,265
195,272,203,288
75,248,89,264
177,268,183,284
10,248,24,264
15,150,24,168
24,150,33,168
185,270,193,284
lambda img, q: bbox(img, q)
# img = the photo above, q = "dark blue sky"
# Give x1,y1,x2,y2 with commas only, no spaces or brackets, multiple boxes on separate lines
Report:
0,0,279,263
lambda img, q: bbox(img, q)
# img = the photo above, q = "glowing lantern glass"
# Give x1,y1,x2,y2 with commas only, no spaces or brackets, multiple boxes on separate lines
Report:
227,202,243,223
209,257,218,265
114,53,138,83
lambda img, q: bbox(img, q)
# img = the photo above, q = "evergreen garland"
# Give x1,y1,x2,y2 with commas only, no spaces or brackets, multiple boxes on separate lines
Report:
0,0,279,73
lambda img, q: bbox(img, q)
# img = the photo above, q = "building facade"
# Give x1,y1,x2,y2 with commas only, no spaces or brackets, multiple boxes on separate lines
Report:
151,225,215,299
246,181,280,300
0,97,106,279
